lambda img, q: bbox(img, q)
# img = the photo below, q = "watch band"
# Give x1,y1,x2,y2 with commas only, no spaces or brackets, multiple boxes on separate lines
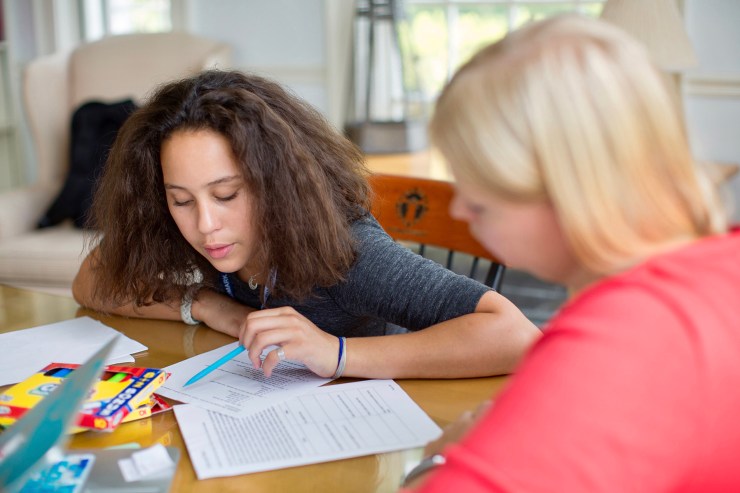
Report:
180,293,201,325
402,454,446,486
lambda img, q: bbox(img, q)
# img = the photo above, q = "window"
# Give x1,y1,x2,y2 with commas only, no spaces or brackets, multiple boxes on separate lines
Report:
81,0,173,41
0,0,21,191
401,0,606,101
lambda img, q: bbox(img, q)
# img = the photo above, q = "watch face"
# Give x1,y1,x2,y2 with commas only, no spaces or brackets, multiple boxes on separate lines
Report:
403,454,446,486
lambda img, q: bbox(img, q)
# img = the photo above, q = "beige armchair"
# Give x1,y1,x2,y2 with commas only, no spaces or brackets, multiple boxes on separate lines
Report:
0,32,231,295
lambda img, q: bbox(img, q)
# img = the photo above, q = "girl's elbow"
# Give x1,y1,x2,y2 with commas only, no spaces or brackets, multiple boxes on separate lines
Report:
71,270,95,308
71,276,87,306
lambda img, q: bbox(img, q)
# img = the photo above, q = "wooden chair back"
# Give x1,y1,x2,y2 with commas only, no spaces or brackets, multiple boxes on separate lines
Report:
369,173,506,291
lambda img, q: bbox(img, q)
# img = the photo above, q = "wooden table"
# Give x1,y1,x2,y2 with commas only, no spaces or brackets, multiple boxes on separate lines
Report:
0,285,508,492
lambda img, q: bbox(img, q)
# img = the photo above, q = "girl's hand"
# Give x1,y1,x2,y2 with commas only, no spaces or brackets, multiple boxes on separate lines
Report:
424,400,493,457
238,306,340,378
403,401,493,489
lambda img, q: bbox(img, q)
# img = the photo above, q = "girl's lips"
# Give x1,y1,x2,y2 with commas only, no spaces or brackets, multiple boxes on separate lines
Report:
204,244,234,259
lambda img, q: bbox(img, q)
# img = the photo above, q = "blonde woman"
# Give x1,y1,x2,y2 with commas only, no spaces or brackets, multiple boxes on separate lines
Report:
402,14,740,491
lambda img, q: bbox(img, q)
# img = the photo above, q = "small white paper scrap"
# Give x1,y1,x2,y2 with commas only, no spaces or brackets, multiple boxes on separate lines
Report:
118,444,175,482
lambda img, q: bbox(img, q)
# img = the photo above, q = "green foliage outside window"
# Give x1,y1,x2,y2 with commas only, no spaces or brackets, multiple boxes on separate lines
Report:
402,1,605,103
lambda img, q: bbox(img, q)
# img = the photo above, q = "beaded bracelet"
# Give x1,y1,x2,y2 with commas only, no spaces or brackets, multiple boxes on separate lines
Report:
332,336,347,379
180,293,201,325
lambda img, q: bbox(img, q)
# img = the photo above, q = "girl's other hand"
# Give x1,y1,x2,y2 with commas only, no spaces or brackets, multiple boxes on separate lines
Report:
424,400,493,457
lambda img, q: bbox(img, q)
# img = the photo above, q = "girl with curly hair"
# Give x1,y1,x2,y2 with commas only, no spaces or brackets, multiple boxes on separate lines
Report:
73,70,539,379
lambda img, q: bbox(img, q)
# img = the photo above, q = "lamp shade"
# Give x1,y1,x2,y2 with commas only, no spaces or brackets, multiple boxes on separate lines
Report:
600,0,696,72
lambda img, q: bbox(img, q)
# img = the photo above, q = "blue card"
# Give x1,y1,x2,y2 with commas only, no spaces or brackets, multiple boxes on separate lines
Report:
18,453,96,493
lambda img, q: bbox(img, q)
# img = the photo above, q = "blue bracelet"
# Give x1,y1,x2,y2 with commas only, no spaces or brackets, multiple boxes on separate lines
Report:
332,337,347,379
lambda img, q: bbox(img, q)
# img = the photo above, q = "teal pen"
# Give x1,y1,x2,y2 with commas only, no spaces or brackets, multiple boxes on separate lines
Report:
183,345,246,387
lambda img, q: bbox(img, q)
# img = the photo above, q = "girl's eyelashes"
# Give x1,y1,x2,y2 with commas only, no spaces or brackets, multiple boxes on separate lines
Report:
170,190,238,206
216,191,239,202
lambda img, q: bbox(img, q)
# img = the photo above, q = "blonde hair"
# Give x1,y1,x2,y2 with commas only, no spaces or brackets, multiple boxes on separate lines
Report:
430,14,727,275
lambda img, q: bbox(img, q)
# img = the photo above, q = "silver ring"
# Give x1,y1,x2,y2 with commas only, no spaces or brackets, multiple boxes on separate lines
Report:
277,347,286,361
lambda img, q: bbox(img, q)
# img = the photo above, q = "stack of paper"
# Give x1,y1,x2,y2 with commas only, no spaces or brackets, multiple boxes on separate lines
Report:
157,344,442,480
174,379,442,479
0,316,147,387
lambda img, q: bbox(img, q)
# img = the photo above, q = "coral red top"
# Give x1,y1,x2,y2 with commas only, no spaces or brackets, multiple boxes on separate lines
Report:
410,230,740,492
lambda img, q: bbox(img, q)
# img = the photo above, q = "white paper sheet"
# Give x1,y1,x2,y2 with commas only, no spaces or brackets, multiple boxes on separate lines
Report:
157,342,332,416
174,379,442,479
0,316,147,386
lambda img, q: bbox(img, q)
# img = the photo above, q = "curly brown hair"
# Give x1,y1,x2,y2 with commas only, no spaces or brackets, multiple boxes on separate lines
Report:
88,70,371,307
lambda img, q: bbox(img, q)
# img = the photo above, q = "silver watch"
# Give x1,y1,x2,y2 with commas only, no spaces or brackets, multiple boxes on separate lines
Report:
402,454,446,486
180,294,201,325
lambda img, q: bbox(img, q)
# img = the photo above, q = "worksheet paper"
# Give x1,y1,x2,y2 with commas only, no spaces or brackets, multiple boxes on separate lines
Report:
173,379,442,479
157,342,332,416
0,316,146,386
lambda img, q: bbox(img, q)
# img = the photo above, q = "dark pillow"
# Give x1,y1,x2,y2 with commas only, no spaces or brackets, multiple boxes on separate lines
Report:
37,99,137,229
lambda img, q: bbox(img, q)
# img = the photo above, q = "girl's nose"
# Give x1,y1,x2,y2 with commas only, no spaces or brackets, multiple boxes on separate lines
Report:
197,203,221,234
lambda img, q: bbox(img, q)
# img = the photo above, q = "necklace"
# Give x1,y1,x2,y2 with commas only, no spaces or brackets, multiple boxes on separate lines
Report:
248,274,259,290
222,270,276,309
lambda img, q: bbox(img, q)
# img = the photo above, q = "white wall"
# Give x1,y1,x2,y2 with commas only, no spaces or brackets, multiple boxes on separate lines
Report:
182,0,353,131
184,0,330,116
4,0,740,216
684,0,740,221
